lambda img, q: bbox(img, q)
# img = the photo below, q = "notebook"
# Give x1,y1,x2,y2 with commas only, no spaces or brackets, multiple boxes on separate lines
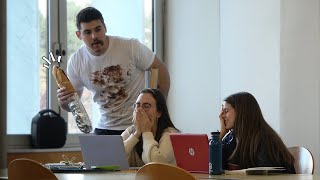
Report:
79,135,130,170
170,133,209,173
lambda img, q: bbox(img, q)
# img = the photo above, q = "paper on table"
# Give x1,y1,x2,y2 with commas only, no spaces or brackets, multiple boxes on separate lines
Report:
224,169,246,175
246,167,285,171
225,167,285,175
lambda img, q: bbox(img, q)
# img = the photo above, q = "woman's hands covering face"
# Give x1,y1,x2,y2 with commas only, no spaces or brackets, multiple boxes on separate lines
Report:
132,110,142,138
135,108,153,133
132,107,155,138
219,105,228,139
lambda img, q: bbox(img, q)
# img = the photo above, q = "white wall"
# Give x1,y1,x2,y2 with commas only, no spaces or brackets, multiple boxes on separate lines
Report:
165,0,320,174
165,0,221,135
280,0,320,174
220,0,280,131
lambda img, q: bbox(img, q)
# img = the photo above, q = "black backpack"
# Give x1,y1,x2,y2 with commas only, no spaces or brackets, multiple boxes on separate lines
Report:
31,109,67,148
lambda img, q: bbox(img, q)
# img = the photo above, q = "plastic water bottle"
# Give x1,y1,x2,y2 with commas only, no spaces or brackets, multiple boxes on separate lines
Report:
68,93,92,133
209,131,222,175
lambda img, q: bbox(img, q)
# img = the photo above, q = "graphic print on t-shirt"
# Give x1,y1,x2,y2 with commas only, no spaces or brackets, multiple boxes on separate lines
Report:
90,65,128,108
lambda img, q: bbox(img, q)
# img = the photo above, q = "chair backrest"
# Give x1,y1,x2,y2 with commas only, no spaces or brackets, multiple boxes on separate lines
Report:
150,68,158,89
8,158,57,180
136,162,196,180
287,146,314,174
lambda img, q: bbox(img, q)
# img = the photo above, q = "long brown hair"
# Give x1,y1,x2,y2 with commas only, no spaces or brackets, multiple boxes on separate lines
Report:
224,92,294,168
135,88,178,157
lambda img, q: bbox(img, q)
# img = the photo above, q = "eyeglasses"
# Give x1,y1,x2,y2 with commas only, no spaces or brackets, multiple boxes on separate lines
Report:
133,102,153,111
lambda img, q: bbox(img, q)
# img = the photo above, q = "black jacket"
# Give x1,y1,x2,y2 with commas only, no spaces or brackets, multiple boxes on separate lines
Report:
221,130,295,174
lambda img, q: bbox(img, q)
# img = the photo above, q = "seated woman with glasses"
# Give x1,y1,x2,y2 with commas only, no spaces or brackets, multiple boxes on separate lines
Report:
219,92,295,173
121,88,179,167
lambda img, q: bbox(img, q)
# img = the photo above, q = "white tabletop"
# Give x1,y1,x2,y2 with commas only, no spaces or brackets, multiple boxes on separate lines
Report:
55,171,320,180
2,168,320,180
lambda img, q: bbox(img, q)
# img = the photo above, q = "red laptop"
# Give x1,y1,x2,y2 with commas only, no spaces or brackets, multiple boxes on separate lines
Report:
170,133,209,173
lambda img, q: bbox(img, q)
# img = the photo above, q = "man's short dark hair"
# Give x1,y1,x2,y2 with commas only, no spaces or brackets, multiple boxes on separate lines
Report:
76,7,105,30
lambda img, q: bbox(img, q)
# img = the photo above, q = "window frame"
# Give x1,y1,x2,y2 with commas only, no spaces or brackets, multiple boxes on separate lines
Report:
0,0,8,169
7,0,164,149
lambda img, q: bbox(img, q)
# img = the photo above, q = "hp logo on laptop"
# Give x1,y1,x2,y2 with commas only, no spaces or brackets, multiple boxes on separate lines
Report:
188,148,195,156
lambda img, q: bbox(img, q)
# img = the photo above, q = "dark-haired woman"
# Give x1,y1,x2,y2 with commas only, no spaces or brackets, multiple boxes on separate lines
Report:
219,92,295,173
121,88,179,167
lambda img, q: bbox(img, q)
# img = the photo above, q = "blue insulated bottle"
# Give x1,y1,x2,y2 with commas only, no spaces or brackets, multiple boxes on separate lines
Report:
209,131,222,175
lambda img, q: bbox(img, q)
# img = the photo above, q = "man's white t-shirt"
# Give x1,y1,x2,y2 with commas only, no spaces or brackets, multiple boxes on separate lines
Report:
67,36,155,130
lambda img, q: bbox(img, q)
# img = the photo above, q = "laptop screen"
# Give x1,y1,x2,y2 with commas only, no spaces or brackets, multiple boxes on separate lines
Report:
79,135,129,170
170,133,209,173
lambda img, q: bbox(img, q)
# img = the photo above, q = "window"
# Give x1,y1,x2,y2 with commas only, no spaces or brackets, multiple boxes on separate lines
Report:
65,0,154,133
7,0,48,134
7,0,162,147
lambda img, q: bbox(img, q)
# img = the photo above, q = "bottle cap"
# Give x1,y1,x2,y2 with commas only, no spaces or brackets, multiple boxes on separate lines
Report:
211,131,220,135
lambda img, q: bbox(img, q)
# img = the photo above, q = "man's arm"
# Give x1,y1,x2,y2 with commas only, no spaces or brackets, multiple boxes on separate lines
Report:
148,55,170,98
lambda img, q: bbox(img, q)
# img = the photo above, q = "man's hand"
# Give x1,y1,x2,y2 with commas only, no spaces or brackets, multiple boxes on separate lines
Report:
57,87,74,111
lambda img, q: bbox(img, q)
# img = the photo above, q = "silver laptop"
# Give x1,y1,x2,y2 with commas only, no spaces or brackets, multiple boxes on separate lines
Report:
79,135,130,170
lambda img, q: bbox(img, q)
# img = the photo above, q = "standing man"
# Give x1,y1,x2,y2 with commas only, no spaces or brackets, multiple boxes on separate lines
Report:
57,7,170,135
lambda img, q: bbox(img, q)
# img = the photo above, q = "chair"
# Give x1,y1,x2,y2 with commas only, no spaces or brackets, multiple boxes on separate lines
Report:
150,68,159,89
135,162,196,180
287,146,314,174
8,158,57,180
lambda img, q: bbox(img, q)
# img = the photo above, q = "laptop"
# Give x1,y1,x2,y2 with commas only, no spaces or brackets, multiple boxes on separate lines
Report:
170,133,209,173
79,135,130,170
